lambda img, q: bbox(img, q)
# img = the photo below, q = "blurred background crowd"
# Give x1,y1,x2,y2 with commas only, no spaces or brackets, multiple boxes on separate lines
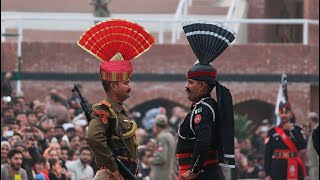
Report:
1,78,319,179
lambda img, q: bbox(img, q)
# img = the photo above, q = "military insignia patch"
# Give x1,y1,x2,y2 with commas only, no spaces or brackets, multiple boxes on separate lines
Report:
158,146,164,152
195,107,202,114
93,110,110,124
194,114,202,124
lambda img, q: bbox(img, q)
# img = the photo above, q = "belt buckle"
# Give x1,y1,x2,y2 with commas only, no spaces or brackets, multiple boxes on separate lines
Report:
283,152,289,158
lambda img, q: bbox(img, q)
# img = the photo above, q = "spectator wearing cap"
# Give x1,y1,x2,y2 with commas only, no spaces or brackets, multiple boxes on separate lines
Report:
306,112,319,180
148,114,177,180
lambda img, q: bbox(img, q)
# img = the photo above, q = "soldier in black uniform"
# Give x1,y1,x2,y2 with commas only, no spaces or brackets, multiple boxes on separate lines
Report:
176,21,237,180
264,78,307,180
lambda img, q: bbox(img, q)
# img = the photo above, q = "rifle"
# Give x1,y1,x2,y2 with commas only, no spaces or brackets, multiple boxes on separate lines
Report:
71,84,137,180
71,84,91,122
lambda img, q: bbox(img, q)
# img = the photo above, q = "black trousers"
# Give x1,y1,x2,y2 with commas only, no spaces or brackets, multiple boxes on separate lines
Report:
196,164,225,180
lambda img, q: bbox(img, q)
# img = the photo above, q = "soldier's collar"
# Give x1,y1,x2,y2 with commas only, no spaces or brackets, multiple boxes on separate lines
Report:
105,97,124,113
191,94,212,107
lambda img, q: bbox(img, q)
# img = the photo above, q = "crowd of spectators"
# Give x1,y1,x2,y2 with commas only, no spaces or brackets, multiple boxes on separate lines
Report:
1,81,318,180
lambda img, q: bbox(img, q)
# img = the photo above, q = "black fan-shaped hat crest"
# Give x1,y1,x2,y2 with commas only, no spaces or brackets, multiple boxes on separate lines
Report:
182,21,237,64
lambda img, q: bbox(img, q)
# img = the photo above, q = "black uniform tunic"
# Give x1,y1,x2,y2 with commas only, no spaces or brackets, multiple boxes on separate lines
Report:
264,125,307,180
176,95,224,180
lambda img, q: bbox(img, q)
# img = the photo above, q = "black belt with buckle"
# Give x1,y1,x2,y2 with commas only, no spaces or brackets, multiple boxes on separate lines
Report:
274,151,297,158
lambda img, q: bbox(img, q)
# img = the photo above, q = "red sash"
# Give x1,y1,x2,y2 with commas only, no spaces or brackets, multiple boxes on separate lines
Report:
275,127,306,180
176,150,218,180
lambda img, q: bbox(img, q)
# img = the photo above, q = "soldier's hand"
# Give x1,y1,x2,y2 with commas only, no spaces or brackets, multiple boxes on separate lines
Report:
283,121,293,131
265,176,272,180
181,169,204,180
107,170,123,180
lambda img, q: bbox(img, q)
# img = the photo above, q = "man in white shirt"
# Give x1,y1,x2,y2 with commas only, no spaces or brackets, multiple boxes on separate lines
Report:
66,146,94,180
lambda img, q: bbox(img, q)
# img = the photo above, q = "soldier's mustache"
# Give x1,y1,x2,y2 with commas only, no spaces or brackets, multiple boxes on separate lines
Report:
186,88,190,93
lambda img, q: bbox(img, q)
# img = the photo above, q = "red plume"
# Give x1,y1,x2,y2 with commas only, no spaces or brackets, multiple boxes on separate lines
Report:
77,19,155,62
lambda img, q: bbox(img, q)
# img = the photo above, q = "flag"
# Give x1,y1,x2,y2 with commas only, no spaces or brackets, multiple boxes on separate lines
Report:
274,74,287,125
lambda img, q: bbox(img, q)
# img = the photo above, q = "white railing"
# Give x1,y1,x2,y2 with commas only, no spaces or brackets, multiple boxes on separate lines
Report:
175,0,193,19
1,16,318,45
1,16,318,95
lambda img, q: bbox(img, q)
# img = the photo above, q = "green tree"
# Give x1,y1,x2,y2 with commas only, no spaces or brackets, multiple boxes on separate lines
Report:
234,113,254,141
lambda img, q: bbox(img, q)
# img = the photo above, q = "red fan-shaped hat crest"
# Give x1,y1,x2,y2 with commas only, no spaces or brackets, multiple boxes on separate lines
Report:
77,19,155,81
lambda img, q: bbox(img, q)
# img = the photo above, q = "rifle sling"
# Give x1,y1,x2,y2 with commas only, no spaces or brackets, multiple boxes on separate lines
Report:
106,107,135,173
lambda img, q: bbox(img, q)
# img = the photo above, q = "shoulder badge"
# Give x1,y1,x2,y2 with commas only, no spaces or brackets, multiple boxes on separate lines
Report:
194,114,202,124
93,109,110,124
157,142,164,152
195,107,202,114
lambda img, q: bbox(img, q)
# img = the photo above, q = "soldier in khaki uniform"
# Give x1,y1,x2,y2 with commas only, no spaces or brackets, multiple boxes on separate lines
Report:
77,19,155,180
149,114,177,180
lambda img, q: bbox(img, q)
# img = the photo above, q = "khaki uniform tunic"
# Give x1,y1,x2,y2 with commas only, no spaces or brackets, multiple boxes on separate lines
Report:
149,130,177,180
86,97,137,179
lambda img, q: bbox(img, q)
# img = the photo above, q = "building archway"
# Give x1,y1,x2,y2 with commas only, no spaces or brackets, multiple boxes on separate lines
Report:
234,99,275,126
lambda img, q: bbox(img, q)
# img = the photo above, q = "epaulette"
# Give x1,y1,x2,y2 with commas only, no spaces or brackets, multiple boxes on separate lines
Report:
91,100,112,109
101,100,111,108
